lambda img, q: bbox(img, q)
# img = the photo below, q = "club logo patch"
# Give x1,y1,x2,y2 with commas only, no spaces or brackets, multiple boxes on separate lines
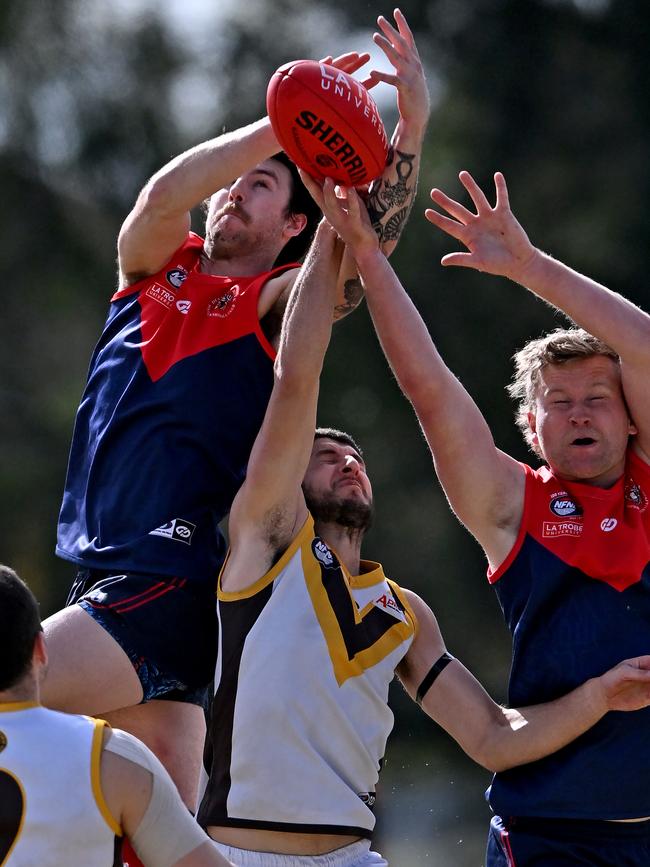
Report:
600,517,618,533
543,521,583,538
149,518,197,545
207,286,238,318
549,494,583,518
625,480,648,512
176,299,192,315
146,283,175,309
166,267,188,289
312,538,337,569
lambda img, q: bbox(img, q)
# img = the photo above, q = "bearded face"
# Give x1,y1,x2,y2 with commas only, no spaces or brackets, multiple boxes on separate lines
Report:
303,483,374,534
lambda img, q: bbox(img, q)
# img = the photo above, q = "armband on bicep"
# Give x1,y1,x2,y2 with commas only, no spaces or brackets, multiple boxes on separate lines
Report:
415,652,454,706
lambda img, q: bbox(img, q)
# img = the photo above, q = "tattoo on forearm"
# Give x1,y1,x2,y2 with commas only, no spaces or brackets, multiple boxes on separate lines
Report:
367,149,417,244
334,277,364,319
382,207,410,242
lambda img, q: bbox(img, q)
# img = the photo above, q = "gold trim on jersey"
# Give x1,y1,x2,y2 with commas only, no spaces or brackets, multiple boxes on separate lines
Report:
91,720,122,836
218,515,315,601
0,768,26,866
302,540,415,686
0,701,39,713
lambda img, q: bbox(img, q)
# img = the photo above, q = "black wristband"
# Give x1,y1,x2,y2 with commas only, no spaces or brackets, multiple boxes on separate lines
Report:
415,651,454,705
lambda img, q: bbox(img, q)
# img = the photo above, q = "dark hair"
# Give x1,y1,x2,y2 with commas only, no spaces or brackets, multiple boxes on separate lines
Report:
271,152,321,267
314,427,364,459
0,565,42,691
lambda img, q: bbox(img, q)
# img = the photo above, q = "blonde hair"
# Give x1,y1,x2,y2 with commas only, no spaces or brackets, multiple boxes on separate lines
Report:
506,328,619,454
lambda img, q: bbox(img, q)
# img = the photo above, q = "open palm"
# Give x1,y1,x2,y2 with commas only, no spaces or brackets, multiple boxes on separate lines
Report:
425,171,536,281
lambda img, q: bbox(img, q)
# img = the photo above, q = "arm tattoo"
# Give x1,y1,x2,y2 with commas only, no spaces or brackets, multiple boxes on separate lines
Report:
334,277,365,319
367,148,417,245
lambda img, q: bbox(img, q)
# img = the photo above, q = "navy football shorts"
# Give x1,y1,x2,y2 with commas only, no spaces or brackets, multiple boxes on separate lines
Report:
67,568,218,710
487,814,650,866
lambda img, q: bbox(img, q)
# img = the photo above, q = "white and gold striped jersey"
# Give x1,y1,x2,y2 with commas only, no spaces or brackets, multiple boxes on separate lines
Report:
197,514,416,837
0,703,121,866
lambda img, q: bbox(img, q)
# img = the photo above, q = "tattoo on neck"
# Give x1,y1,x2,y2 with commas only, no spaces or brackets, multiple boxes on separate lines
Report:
367,148,417,244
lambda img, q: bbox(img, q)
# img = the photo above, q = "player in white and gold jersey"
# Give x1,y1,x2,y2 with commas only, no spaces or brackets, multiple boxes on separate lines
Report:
196,180,650,867
0,564,232,867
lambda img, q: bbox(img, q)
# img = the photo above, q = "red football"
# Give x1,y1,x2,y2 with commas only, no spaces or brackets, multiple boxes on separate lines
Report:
266,59,389,187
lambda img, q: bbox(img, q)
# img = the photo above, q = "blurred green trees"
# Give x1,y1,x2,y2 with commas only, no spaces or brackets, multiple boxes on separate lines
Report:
2,0,649,862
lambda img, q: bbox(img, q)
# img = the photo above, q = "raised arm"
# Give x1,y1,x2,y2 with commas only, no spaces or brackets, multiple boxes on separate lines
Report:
117,52,370,288
327,9,430,321
313,182,524,569
398,591,650,772
227,206,343,556
117,119,280,285
366,9,430,256
426,170,650,461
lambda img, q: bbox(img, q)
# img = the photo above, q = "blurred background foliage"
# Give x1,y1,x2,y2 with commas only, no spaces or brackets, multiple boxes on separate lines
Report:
2,0,649,862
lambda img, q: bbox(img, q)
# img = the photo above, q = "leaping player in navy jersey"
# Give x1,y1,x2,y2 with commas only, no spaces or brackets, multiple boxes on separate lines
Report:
40,11,430,837
349,168,650,865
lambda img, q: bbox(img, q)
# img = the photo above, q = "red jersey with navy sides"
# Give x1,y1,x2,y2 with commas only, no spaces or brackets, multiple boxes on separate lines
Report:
57,233,295,587
487,448,650,819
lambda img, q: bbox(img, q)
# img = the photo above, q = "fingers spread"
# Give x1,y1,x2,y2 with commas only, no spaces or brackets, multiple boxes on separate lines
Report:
429,188,475,225
424,208,467,243
392,8,416,47
459,171,492,214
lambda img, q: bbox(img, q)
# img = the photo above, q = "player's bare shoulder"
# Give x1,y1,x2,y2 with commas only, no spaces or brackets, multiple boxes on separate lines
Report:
257,266,299,320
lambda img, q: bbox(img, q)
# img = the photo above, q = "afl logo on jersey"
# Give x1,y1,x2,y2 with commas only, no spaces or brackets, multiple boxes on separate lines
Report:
166,267,188,289
208,287,238,318
312,537,337,569
549,495,583,518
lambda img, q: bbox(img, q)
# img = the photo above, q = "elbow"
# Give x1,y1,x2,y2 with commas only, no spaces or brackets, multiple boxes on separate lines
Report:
136,173,179,217
483,755,513,774
472,746,511,775
468,741,502,774
467,720,515,774
274,358,322,396
398,372,439,408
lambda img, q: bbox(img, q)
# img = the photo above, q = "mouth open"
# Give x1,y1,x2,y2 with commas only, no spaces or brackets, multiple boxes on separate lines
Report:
571,437,597,446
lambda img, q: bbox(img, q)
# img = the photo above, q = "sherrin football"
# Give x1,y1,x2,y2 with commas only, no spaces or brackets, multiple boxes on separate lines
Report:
267,59,389,187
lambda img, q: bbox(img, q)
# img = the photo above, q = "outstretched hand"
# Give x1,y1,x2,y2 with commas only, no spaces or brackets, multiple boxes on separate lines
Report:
299,171,379,264
599,655,650,713
367,9,430,130
425,171,537,282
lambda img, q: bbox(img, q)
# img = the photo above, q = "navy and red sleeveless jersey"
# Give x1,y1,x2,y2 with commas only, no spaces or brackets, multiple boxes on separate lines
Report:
487,448,650,819
57,233,296,587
